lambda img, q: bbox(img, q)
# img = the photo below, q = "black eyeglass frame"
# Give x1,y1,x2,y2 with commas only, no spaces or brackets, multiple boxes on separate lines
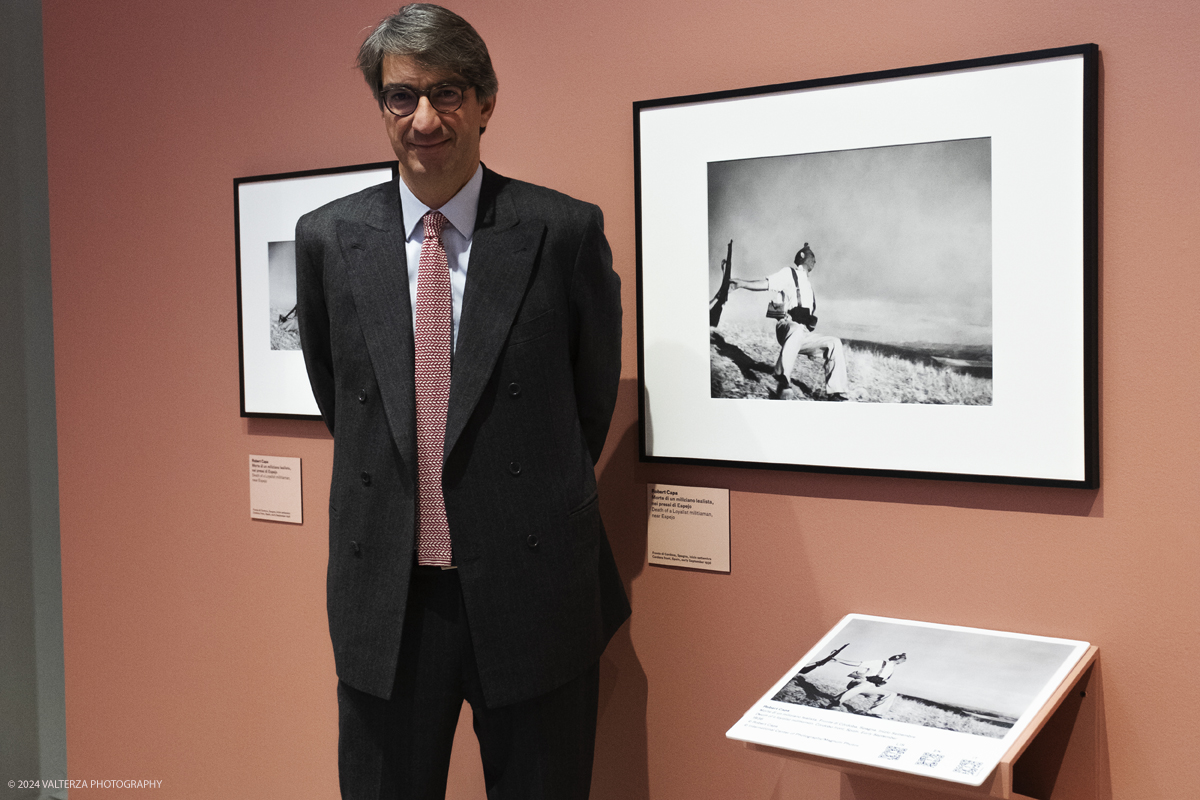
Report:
380,83,472,117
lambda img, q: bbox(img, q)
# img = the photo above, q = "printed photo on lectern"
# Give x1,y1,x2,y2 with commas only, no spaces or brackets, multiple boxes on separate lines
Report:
726,614,1090,786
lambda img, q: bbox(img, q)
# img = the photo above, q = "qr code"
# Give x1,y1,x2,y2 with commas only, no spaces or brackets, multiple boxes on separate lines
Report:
954,759,983,776
880,746,906,761
916,751,943,767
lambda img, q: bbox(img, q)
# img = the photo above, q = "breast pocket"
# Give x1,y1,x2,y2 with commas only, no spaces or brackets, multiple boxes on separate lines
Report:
507,309,554,345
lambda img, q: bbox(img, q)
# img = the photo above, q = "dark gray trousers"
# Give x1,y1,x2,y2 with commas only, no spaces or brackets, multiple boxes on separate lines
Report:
337,565,600,800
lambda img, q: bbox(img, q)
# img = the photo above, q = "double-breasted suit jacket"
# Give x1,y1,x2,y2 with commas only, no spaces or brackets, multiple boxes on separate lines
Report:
296,167,630,707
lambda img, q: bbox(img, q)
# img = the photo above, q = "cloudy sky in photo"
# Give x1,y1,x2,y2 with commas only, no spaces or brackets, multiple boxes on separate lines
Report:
709,138,992,346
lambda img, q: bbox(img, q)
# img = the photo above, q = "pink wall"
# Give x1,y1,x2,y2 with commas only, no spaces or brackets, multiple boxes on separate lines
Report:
44,0,1199,797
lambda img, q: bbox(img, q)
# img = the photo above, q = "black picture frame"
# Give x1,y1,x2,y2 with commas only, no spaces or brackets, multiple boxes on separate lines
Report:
634,45,1098,488
234,161,398,419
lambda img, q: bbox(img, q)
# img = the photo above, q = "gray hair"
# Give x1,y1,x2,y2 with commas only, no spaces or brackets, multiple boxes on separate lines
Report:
357,4,498,107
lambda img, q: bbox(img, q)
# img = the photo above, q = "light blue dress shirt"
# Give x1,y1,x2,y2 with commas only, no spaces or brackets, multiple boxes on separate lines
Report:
397,164,483,352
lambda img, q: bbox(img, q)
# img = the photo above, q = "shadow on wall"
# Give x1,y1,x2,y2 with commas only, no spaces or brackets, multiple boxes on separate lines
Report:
593,386,650,800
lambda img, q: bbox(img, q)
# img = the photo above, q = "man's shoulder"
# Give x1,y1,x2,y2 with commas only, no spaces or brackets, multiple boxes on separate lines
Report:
296,178,396,236
766,264,797,283
483,168,602,225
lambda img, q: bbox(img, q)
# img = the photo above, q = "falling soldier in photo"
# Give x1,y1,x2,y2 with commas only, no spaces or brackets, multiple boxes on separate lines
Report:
729,242,850,401
832,652,907,714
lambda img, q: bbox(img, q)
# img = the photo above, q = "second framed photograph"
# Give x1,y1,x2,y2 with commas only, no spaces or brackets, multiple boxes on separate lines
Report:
235,161,398,419
635,45,1098,487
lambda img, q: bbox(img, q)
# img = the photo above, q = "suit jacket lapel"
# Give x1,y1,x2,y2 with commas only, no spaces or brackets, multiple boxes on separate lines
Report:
336,180,417,467
446,170,545,458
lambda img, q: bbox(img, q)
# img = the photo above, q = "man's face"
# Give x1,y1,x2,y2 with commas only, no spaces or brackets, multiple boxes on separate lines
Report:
380,54,496,207
802,255,816,274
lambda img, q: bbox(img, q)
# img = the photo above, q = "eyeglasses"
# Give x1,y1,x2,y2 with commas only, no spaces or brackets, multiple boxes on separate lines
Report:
381,83,469,117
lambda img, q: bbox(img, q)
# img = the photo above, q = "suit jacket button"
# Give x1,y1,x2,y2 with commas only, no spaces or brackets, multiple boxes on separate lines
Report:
509,461,521,476
526,534,539,550
508,382,521,397
361,471,371,486
358,390,368,404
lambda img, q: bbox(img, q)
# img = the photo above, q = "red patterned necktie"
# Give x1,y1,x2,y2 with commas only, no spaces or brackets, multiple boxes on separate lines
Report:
414,210,453,566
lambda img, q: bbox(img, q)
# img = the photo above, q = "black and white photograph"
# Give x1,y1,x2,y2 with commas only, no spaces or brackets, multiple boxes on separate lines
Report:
726,614,1092,786
636,45,1097,486
708,138,992,405
769,616,1077,739
235,161,396,418
268,240,299,351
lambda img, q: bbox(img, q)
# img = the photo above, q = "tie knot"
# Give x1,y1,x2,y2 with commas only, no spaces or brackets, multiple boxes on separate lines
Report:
423,210,447,240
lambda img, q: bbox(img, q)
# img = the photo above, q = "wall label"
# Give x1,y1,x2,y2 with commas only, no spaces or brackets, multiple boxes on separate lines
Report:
647,483,729,572
249,454,303,524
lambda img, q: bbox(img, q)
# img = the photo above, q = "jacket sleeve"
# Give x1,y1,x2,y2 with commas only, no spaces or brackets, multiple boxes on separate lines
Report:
295,212,337,435
568,205,622,465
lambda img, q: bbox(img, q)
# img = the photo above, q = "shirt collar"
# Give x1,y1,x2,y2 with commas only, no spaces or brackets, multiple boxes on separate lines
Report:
398,164,484,242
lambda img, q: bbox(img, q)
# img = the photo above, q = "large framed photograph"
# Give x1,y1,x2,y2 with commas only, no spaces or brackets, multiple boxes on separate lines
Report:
635,45,1098,487
726,614,1092,787
235,161,397,418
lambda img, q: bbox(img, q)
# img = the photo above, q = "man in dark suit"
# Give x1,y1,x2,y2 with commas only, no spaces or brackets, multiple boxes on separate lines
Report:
295,5,629,799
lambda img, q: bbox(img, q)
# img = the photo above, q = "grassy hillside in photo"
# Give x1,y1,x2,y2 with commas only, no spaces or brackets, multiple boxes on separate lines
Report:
270,307,300,351
771,667,1016,739
711,323,992,405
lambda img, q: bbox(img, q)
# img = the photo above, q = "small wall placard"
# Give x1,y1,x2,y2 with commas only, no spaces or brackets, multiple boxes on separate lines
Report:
647,483,729,572
249,455,303,524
